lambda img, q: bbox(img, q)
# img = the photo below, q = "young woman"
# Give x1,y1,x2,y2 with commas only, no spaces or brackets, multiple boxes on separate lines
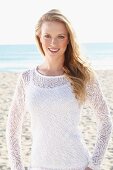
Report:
6,9,112,170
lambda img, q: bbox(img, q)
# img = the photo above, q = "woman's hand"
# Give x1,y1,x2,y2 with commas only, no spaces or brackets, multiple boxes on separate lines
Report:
85,167,93,170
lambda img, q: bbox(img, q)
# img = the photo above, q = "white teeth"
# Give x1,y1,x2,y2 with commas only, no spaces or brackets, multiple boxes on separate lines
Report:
49,48,59,52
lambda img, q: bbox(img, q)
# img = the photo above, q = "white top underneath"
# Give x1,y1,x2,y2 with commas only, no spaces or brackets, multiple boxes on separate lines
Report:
6,67,112,170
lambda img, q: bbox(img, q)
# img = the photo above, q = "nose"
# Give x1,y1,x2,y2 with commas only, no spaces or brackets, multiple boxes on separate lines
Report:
50,38,57,46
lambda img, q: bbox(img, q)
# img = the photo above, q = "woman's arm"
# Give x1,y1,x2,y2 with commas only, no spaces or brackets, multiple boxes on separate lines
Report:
85,73,112,170
6,73,26,170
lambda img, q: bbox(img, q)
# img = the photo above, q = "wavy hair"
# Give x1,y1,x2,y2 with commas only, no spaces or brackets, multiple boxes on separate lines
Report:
35,9,94,104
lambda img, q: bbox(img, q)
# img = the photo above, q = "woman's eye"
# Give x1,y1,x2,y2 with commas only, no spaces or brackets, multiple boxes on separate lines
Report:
44,35,51,38
58,35,65,39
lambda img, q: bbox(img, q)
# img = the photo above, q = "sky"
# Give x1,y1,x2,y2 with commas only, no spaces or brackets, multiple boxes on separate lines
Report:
0,0,113,44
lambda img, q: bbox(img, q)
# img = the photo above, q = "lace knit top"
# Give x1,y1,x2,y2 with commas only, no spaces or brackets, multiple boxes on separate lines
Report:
6,67,112,170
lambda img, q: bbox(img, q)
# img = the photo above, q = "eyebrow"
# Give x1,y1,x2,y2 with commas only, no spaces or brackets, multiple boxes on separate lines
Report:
58,33,67,36
44,33,68,36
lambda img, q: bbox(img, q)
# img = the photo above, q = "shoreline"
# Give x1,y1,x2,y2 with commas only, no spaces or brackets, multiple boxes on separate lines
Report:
0,67,113,73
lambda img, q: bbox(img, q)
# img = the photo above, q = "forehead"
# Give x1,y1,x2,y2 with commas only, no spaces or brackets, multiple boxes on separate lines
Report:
41,21,68,34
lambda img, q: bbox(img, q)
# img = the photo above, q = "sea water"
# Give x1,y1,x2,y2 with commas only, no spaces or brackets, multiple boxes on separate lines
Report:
0,43,113,72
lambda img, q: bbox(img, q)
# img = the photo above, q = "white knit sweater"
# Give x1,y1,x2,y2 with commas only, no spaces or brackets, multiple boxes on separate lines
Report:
6,67,112,170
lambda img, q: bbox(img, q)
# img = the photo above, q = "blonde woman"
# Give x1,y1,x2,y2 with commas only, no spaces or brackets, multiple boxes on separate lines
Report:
6,9,112,170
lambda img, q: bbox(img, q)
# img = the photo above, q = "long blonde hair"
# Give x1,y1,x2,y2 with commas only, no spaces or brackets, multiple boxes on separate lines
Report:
35,9,94,104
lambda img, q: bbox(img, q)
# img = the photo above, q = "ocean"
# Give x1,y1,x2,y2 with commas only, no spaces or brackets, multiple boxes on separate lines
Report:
0,43,113,72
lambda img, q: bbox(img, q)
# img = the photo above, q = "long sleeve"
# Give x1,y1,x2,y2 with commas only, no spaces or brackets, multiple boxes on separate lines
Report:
6,73,26,170
86,74,113,170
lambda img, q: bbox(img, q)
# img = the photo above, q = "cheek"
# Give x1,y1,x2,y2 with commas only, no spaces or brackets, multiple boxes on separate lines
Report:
60,41,68,48
41,40,49,49
40,36,48,46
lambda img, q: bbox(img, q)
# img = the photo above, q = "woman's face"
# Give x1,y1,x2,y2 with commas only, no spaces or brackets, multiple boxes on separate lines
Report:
39,21,69,60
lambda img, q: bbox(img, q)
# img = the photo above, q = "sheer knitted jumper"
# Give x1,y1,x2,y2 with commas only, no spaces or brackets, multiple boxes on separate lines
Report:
6,67,112,170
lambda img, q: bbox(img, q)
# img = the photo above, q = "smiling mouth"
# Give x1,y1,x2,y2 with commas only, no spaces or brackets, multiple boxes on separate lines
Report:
48,48,60,53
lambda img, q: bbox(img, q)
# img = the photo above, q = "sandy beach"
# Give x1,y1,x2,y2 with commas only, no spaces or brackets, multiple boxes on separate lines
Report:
0,70,113,170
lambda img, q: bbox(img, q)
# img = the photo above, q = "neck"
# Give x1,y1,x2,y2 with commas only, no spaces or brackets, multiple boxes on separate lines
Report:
38,61,65,76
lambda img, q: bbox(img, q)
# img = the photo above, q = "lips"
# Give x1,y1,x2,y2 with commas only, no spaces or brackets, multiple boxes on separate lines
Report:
48,48,60,53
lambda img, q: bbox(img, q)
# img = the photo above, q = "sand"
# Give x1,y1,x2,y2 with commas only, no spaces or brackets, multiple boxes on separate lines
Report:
0,70,113,170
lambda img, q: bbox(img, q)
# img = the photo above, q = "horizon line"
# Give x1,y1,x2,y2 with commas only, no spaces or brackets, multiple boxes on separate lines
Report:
0,41,113,46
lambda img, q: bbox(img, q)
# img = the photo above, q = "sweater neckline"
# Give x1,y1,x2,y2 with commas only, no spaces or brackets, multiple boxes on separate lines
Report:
34,66,65,78
33,66,69,88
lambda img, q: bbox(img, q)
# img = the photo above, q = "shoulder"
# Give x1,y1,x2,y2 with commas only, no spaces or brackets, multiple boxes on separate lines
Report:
85,70,103,101
18,68,35,85
86,70,100,88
